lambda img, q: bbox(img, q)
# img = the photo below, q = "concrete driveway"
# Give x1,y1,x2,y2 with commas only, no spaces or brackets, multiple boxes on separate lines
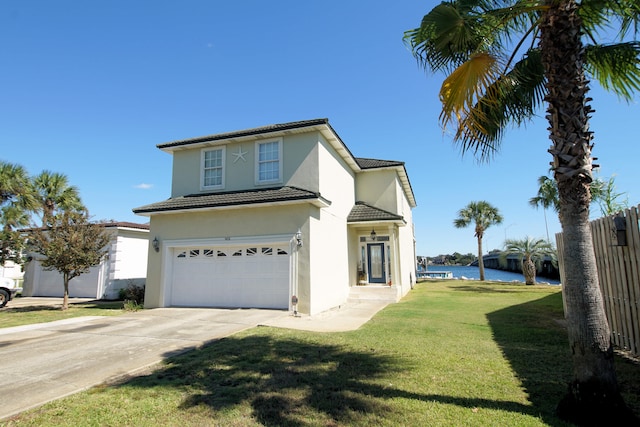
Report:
0,306,286,420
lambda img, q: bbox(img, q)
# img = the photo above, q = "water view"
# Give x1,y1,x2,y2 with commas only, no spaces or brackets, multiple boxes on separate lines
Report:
425,265,561,285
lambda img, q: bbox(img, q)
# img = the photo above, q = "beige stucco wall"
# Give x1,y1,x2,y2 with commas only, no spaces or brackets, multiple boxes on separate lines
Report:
169,133,322,197
144,204,315,312
395,185,416,298
305,136,356,314
355,169,400,213
351,169,416,299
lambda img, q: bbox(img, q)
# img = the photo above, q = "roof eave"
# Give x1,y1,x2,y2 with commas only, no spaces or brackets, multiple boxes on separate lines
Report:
347,219,407,226
133,197,331,217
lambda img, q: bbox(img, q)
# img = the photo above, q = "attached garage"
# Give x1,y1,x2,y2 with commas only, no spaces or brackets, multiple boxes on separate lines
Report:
167,241,291,309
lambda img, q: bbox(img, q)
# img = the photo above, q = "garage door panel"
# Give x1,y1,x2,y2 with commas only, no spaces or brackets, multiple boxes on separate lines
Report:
170,244,290,309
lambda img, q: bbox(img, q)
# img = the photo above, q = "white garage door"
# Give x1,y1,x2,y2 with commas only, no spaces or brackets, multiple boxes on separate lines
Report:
170,243,290,309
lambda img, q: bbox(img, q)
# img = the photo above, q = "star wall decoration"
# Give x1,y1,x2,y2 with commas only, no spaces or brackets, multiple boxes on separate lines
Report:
232,146,248,163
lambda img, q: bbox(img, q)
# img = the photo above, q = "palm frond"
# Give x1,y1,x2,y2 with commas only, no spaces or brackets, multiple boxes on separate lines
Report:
439,52,502,129
481,1,546,45
580,0,640,39
530,175,560,212
404,2,499,74
453,48,546,160
585,42,640,101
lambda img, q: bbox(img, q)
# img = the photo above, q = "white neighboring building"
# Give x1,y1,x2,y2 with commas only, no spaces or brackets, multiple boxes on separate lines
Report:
22,222,149,299
0,260,23,283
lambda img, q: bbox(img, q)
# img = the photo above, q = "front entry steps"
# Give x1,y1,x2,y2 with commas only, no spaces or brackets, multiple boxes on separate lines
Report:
348,285,399,303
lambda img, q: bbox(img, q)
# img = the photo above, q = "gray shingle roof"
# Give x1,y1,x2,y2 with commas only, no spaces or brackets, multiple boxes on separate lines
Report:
103,222,149,230
347,201,405,223
355,158,404,169
133,186,330,215
158,118,331,150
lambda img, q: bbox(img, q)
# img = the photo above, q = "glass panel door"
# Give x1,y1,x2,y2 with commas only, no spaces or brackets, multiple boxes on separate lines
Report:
367,243,386,283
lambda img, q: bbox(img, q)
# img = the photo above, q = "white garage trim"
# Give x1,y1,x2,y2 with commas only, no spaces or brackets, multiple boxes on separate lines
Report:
160,234,294,309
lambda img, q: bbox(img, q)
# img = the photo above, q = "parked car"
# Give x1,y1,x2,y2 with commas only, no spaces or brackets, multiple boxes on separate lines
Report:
0,277,21,308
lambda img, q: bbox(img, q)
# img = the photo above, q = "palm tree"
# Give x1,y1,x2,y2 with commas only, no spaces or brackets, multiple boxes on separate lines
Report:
453,201,503,281
502,236,556,285
0,161,36,264
529,175,558,241
33,171,84,226
0,161,35,209
0,205,31,265
405,1,640,421
531,173,629,222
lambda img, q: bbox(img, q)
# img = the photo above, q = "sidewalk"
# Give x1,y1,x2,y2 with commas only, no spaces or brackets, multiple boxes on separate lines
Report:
262,300,390,332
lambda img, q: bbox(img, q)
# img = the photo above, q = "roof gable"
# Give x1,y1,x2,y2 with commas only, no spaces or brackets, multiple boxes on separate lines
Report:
355,157,416,208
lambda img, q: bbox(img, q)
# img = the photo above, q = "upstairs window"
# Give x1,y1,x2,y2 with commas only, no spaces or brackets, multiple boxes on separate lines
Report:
202,147,225,189
256,139,282,184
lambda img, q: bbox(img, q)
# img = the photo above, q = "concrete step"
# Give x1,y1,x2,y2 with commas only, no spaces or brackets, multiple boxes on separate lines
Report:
348,285,399,303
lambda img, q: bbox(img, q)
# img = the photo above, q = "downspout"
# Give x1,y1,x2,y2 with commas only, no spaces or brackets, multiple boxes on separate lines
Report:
290,229,302,316
393,226,402,295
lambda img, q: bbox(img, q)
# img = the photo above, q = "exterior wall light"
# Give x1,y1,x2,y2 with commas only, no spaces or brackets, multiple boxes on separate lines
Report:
295,229,303,247
152,237,160,252
370,229,377,241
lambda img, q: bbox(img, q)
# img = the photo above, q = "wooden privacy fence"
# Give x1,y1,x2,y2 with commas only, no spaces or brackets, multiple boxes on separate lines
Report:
556,204,640,357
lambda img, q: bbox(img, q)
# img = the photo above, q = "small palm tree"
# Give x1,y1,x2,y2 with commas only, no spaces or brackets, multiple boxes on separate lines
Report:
529,175,559,241
591,175,629,216
502,236,556,285
453,201,503,280
33,171,84,226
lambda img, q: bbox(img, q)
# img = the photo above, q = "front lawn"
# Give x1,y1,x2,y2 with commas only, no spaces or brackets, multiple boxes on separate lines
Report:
4,281,639,426
0,301,126,328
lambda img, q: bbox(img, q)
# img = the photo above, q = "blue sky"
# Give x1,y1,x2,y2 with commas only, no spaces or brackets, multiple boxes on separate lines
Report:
1,1,638,257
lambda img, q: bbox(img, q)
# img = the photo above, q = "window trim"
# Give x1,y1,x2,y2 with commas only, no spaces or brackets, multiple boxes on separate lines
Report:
255,138,283,185
201,146,226,190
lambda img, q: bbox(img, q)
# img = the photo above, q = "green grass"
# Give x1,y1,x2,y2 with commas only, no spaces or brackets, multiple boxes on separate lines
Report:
3,281,639,426
0,300,126,328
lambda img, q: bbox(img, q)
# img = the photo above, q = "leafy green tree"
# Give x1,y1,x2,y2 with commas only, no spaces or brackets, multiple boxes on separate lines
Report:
33,170,84,226
405,0,640,421
501,236,556,285
453,201,503,280
28,211,110,310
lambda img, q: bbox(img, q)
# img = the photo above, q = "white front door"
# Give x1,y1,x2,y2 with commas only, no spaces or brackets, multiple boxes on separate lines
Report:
367,243,386,284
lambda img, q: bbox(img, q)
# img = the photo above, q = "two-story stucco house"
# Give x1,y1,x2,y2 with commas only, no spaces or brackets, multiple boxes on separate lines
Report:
133,118,417,315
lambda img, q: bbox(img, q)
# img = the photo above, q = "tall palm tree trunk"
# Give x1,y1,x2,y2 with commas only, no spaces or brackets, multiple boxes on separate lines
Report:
476,236,485,281
540,0,631,422
522,256,536,285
